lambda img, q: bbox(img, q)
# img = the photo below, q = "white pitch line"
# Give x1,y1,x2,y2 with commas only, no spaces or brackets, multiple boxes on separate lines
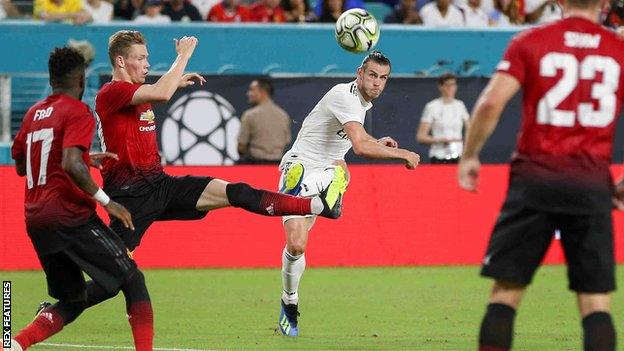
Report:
39,342,217,351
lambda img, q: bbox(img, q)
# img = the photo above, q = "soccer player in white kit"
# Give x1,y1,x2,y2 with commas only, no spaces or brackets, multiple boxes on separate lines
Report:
277,51,421,336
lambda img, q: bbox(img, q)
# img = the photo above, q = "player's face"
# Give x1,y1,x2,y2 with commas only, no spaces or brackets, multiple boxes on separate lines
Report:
438,79,457,98
357,62,390,101
123,44,150,84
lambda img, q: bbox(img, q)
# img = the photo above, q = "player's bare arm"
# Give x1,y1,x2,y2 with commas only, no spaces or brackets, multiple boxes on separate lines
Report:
131,36,204,105
344,121,419,169
458,73,520,192
416,122,461,145
62,146,134,230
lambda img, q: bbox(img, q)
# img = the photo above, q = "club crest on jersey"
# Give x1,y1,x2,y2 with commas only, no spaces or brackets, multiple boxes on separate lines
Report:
140,110,155,124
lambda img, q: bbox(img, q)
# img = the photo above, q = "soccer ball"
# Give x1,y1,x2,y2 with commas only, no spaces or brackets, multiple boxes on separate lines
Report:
161,91,240,165
335,8,380,53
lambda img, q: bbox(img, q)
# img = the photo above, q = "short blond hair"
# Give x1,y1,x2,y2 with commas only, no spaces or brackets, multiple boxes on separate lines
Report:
108,30,146,66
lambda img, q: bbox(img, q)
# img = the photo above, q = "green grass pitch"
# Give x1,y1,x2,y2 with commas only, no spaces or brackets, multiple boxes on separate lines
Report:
3,266,623,350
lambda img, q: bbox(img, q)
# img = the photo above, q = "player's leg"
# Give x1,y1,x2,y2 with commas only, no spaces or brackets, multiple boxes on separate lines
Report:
12,251,88,350
278,216,315,337
478,201,556,351
176,169,346,218
558,212,616,351
72,218,154,351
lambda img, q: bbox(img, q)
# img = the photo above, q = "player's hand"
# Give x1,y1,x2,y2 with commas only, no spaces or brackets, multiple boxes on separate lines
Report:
104,201,135,231
378,136,398,148
175,36,198,58
613,178,624,210
404,151,420,170
458,157,480,192
179,73,206,88
89,152,118,170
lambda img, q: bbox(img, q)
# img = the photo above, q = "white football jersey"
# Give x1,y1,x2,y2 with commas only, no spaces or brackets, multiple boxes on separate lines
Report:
281,81,372,167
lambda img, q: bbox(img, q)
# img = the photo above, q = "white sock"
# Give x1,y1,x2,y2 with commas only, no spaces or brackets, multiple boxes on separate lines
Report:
300,167,336,197
310,197,323,214
281,247,306,305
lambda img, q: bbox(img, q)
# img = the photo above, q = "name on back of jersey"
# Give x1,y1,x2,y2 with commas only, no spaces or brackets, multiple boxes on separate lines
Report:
33,107,54,121
564,31,600,49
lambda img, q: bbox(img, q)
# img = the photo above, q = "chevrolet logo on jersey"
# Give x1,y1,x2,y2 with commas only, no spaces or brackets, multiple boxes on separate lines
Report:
139,110,155,124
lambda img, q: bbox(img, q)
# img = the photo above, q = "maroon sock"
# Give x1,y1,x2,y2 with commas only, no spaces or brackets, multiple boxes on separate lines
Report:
260,191,312,216
127,301,154,351
14,308,64,350
226,183,312,216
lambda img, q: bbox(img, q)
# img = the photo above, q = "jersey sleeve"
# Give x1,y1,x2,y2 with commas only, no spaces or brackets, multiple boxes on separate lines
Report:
96,81,141,117
326,88,364,125
459,101,470,122
63,106,95,151
420,101,434,124
11,123,27,161
495,34,527,84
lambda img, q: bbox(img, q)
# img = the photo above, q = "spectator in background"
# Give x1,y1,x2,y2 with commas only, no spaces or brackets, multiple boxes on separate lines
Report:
34,0,91,23
249,0,286,22
416,73,469,164
207,0,249,21
313,0,361,17
462,0,489,26
163,0,203,21
83,0,113,22
420,0,464,26
488,0,513,25
192,0,219,19
317,0,343,22
604,0,624,28
524,0,561,23
114,0,143,19
0,0,20,19
384,0,422,24
237,79,292,165
134,0,171,22
281,0,315,22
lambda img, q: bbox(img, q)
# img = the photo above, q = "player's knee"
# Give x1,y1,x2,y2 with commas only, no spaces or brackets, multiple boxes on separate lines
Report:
287,241,306,256
489,280,526,309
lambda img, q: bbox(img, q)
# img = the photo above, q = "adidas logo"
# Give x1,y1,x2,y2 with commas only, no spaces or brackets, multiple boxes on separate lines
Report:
266,203,275,215
41,312,54,323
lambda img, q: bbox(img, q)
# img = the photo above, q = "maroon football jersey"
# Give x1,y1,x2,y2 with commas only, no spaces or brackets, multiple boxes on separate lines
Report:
95,81,163,189
496,17,624,213
11,93,96,228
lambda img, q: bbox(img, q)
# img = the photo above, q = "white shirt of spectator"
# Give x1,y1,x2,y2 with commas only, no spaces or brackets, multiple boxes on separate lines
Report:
420,97,469,160
281,81,372,167
0,3,6,19
524,0,562,23
454,0,494,15
191,0,220,18
420,2,464,26
83,0,113,23
462,5,489,26
134,14,171,23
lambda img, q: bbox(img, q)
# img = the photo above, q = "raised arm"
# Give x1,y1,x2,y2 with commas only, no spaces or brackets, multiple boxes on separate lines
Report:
344,121,419,169
131,37,204,105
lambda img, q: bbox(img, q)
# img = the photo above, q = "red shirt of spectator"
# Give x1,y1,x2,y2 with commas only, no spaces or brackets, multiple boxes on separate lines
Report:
249,0,286,22
207,0,250,22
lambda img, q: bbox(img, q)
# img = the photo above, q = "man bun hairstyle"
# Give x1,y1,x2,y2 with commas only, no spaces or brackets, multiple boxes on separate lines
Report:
361,50,392,71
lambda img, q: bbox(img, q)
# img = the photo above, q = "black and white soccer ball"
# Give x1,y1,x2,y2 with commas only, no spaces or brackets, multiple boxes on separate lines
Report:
335,8,380,53
161,91,240,165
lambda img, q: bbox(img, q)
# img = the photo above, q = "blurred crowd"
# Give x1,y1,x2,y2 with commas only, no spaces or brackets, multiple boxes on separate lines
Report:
0,0,623,29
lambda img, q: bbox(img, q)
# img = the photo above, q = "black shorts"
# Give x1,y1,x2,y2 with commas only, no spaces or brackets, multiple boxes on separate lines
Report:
32,216,138,300
481,198,615,293
109,175,212,250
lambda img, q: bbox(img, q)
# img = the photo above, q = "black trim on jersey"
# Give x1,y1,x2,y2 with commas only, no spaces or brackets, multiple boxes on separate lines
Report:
349,83,358,97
